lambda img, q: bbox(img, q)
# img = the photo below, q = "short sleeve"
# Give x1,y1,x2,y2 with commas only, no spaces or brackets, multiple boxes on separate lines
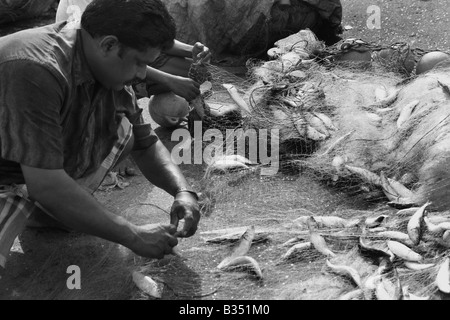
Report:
0,60,65,169
116,86,160,151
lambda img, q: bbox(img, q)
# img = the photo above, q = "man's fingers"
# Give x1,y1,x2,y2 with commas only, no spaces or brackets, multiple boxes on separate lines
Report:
175,224,197,238
170,215,179,228
167,224,178,234
168,235,179,247
174,230,186,238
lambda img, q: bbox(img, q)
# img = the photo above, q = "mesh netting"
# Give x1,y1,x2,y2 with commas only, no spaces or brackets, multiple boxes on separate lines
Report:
177,29,450,300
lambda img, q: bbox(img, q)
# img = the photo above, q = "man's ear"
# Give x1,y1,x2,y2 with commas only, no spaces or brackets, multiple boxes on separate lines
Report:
98,36,120,56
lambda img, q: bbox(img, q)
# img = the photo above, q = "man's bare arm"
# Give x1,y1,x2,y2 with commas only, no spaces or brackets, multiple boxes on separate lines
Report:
21,165,178,258
145,66,199,101
131,140,200,237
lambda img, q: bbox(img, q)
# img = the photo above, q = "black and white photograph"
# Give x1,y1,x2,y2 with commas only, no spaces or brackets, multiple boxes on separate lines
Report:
0,0,449,308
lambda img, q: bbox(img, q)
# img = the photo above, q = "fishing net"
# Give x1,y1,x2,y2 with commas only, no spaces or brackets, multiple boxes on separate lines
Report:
172,28,450,300
0,0,56,25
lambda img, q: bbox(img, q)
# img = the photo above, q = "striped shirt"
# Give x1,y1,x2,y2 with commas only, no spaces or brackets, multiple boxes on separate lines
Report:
0,21,159,185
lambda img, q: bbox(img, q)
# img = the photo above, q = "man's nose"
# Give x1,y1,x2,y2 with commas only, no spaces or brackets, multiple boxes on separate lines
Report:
136,65,147,80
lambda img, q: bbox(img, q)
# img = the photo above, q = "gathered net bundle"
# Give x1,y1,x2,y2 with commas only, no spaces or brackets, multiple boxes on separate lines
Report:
173,28,450,300
193,28,450,212
0,0,55,25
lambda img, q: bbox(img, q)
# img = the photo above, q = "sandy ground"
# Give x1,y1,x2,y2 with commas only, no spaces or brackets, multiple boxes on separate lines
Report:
1,0,450,301
341,0,450,50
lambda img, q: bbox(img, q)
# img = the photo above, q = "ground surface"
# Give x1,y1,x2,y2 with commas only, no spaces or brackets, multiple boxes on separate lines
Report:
0,0,449,301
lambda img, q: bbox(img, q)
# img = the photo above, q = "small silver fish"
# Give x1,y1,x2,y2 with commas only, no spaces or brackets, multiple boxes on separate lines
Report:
326,259,362,288
307,217,336,258
407,202,430,246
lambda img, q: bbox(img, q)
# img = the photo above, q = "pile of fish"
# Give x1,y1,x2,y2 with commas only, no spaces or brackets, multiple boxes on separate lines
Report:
279,99,338,142
202,201,450,300
333,163,419,208
203,154,256,179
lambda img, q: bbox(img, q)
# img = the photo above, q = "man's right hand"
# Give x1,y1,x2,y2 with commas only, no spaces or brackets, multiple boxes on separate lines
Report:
126,223,179,259
167,75,200,102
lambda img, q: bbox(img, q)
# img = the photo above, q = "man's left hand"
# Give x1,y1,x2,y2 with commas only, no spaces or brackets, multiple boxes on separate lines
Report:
170,191,200,238
192,42,211,64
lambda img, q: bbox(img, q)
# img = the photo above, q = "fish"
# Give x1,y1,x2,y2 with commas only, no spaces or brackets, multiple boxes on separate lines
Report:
132,271,163,299
375,270,403,300
205,232,269,245
295,112,329,140
222,84,251,115
365,215,388,228
387,199,418,210
280,97,299,109
307,217,336,258
387,240,423,262
436,257,450,294
366,112,382,126
215,226,263,279
424,217,450,236
358,236,394,261
393,268,404,300
364,274,382,291
442,230,450,248
395,207,421,216
380,171,416,203
305,125,328,141
281,52,302,68
227,226,255,258
402,286,430,300
376,230,412,246
374,88,400,108
373,106,396,115
294,215,349,229
280,236,306,248
218,255,263,279
366,227,388,233
404,261,435,271
200,81,213,94
213,154,254,165
217,226,255,269
338,289,364,300
375,277,396,300
375,86,388,102
344,165,381,186
207,102,240,117
332,156,346,174
407,202,430,246
318,131,354,158
289,70,307,80
313,112,337,131
397,100,420,128
326,259,363,288
204,159,249,179
279,242,312,262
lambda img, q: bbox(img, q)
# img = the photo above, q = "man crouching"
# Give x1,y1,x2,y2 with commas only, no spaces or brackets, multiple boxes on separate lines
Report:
0,0,200,270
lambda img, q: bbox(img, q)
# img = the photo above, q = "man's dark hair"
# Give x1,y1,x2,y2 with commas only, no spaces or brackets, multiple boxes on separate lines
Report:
81,0,176,52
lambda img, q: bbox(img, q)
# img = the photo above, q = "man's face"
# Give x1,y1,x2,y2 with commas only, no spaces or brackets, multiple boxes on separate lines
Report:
96,40,161,91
